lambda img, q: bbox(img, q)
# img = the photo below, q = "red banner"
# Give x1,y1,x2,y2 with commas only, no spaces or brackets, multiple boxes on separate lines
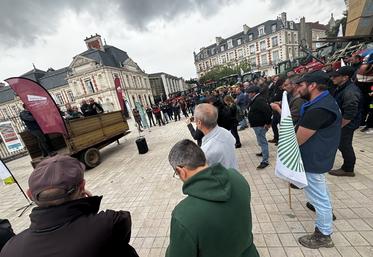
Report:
114,78,125,112
5,77,68,135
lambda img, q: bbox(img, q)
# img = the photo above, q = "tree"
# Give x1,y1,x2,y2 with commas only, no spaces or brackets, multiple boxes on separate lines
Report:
199,61,252,84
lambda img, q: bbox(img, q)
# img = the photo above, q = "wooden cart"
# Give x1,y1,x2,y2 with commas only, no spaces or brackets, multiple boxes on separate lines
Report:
20,111,130,168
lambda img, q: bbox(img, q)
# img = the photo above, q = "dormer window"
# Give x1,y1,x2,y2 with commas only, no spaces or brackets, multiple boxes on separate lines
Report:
258,26,265,36
227,39,233,49
221,45,225,52
271,24,277,33
237,38,242,45
289,21,294,29
248,34,253,41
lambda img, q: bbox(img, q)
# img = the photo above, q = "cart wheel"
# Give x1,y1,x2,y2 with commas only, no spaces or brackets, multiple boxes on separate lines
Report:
81,148,101,168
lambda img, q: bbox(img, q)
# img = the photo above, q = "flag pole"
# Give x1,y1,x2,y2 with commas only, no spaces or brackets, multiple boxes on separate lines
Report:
1,159,34,216
288,183,292,209
1,159,30,203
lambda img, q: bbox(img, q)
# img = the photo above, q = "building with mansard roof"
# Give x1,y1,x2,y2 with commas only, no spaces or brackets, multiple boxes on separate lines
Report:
194,12,300,77
0,34,156,124
67,34,154,112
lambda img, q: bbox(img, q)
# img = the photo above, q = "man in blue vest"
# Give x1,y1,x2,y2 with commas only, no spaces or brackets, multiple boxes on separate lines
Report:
295,71,342,249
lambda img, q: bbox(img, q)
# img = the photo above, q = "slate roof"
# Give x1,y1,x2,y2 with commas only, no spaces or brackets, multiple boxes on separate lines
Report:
307,22,328,31
195,19,297,61
21,68,46,82
0,44,131,104
0,87,17,104
79,45,129,68
38,67,69,90
149,72,180,78
0,67,69,104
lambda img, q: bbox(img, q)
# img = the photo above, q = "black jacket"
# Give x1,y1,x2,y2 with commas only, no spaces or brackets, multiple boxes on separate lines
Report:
213,99,232,130
248,94,272,127
19,110,41,131
0,196,138,257
187,123,204,146
0,219,14,252
80,103,95,117
334,80,363,130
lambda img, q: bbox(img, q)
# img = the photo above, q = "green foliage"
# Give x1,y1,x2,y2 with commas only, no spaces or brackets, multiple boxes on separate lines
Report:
199,61,252,83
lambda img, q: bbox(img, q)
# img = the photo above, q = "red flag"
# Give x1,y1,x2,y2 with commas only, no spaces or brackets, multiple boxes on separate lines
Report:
5,77,68,135
114,78,125,111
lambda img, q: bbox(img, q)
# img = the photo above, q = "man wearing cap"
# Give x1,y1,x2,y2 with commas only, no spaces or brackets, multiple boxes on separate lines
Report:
295,71,342,249
329,66,363,177
0,155,138,257
247,86,272,169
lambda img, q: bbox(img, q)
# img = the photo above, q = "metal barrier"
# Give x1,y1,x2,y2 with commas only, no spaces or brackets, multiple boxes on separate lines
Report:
0,116,28,162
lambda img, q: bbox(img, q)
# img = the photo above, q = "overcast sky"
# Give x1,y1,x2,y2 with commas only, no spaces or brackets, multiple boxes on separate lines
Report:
0,0,345,81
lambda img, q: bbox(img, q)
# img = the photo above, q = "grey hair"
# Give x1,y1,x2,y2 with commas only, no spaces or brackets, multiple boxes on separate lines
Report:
168,139,206,170
194,103,218,129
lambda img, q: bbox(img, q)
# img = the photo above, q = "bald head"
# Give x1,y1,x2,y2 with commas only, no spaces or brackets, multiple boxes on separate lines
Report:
194,103,218,129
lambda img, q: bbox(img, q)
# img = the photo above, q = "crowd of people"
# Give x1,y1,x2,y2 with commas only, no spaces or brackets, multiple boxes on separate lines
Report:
64,97,104,120
3,50,372,256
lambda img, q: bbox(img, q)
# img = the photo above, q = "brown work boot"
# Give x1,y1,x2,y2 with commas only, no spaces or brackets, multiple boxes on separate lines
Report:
329,169,355,177
298,227,334,249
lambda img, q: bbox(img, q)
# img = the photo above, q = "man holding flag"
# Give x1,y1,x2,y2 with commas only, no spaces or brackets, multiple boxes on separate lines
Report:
295,71,341,249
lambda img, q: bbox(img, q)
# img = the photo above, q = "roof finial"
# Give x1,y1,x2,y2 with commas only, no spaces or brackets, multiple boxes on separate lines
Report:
104,38,107,45
32,63,36,70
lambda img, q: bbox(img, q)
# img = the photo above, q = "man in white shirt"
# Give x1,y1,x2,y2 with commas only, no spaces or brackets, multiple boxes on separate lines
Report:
194,103,238,170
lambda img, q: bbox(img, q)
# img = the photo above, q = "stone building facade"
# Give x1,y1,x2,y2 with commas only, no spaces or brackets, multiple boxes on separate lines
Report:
298,17,328,51
194,12,300,77
0,34,155,124
67,34,154,111
149,73,189,103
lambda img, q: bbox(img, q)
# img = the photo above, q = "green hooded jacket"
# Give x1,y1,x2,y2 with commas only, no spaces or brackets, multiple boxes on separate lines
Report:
166,164,259,257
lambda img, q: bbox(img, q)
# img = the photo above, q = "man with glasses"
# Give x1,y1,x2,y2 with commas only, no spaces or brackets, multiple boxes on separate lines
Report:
295,71,342,249
166,139,258,257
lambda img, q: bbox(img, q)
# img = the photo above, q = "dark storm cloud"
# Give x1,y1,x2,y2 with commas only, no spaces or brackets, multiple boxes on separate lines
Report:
266,0,290,11
0,0,238,47
114,0,239,29
0,1,90,46
266,0,343,11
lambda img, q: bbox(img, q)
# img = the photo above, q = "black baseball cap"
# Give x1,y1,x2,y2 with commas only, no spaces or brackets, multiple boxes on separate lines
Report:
294,70,330,85
328,66,355,78
246,85,261,94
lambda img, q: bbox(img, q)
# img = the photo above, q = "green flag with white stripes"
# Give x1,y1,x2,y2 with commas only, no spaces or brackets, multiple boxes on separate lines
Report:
275,92,307,188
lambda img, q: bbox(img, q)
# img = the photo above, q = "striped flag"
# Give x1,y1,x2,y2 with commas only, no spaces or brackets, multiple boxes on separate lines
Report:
0,160,14,185
275,92,308,188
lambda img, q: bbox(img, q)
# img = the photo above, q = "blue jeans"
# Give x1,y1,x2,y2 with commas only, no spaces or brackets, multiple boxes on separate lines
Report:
304,172,333,235
252,127,269,163
239,117,248,129
163,112,169,123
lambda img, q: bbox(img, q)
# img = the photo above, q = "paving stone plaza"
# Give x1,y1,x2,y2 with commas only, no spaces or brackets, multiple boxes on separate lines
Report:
1,119,373,257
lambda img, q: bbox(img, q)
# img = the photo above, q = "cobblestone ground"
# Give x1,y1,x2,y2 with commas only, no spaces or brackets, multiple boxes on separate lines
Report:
1,118,373,257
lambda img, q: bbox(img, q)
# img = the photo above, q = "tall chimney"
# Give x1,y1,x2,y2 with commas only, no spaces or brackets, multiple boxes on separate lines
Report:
243,24,250,34
281,12,287,27
216,37,223,45
84,33,104,51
